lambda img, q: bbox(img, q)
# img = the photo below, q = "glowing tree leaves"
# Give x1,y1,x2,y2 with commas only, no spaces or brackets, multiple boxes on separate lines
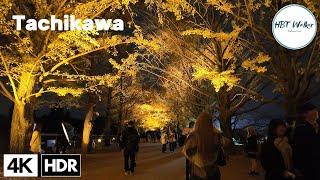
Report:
178,26,243,92
97,74,120,87
192,65,240,92
181,29,216,39
206,0,234,14
144,0,196,23
242,53,270,73
212,0,320,124
134,102,173,130
134,32,162,52
0,0,159,153
74,0,138,18
264,0,272,7
46,30,100,64
303,0,319,14
47,87,84,97
139,0,278,140
160,0,195,20
105,54,138,86
0,0,165,106
181,26,241,41
16,37,34,55
0,0,13,35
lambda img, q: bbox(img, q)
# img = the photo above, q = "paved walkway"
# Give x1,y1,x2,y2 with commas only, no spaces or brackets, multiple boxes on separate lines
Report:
82,143,264,180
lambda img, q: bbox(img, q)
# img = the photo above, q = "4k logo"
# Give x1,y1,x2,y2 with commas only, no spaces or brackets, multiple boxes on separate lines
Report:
3,154,38,177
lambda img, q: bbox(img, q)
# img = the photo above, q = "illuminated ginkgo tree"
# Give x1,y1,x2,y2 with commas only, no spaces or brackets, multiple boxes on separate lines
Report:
213,0,320,121
0,0,159,153
140,0,272,140
133,99,174,131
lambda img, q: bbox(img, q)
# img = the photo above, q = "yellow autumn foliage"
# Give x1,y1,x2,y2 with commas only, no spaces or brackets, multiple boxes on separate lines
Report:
192,65,240,92
46,30,100,63
47,87,84,97
242,53,270,73
206,0,234,14
181,26,241,41
160,0,195,20
109,54,138,76
134,102,173,130
0,0,13,35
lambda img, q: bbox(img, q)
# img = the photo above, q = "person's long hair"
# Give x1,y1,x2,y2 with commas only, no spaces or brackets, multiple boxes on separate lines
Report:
247,126,256,137
194,111,219,159
267,119,286,141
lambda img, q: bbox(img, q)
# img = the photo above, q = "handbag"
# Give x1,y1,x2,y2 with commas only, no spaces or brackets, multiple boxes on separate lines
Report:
182,135,206,168
216,147,227,166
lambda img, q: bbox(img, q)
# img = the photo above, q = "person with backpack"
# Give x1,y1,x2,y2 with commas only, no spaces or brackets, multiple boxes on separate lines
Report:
182,111,225,180
120,121,140,175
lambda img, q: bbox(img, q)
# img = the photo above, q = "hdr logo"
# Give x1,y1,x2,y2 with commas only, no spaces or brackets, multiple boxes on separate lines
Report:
41,154,81,177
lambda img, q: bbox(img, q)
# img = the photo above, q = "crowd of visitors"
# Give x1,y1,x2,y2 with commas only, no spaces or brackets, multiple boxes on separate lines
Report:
260,103,320,180
180,103,319,180
27,103,319,180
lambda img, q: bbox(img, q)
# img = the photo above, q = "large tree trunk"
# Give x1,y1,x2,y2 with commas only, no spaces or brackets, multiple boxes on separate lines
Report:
284,97,304,124
220,115,233,140
217,89,233,142
10,103,33,153
81,104,94,154
104,118,112,146
219,113,234,152
10,72,35,153
104,88,112,146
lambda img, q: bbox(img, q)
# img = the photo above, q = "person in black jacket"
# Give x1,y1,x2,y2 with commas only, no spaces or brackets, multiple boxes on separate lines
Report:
120,121,140,175
245,127,259,176
293,103,320,180
261,119,295,180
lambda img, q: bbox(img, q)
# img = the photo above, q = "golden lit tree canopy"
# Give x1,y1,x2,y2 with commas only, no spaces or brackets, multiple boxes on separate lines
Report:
0,0,165,104
133,101,173,130
1,0,320,153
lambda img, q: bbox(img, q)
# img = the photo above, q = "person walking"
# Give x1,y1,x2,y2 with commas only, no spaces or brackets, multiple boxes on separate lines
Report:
161,129,168,153
120,121,140,175
169,130,176,152
245,126,259,176
30,124,42,154
184,122,195,180
293,103,320,180
182,111,224,180
260,119,295,180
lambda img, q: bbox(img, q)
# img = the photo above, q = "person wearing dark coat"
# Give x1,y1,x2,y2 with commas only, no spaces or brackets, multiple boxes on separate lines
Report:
120,121,140,175
293,104,320,180
245,127,259,175
261,119,295,180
